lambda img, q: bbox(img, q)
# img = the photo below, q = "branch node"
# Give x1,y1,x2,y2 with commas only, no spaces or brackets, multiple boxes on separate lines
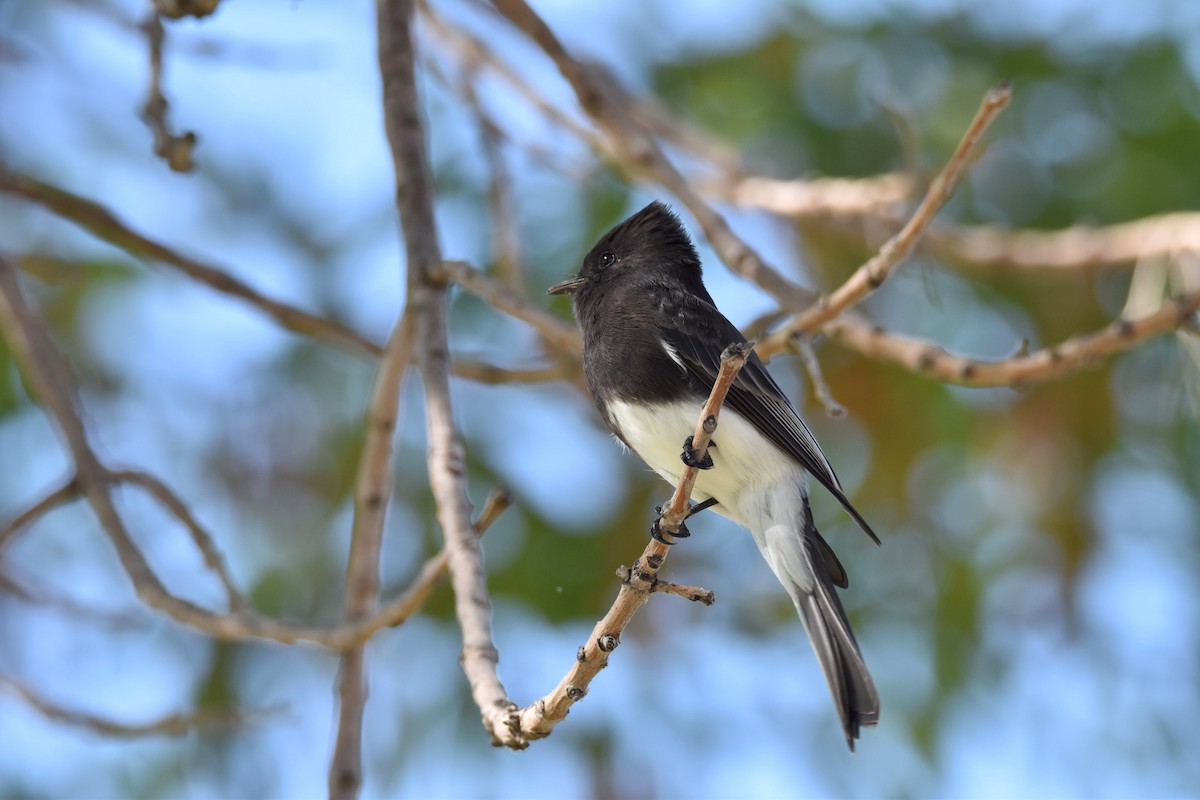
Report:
596,634,619,653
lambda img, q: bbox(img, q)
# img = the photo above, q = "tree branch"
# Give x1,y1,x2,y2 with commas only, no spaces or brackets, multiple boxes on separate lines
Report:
0,477,79,556
0,255,443,651
501,343,751,748
759,83,1011,353
922,213,1200,271
489,0,818,309
823,292,1200,386
451,359,577,385
111,469,248,613
0,674,251,737
435,259,582,355
139,9,197,172
369,486,512,636
328,306,414,800
0,166,381,359
798,207,1200,273
702,172,915,221
378,0,515,755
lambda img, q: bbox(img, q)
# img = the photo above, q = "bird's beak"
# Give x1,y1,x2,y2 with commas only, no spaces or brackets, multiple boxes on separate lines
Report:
547,276,586,296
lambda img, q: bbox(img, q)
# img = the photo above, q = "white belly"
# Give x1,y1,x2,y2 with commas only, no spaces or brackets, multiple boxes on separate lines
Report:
606,398,805,527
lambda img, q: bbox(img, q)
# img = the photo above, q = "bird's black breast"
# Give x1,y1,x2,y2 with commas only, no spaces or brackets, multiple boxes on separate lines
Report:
577,281,710,435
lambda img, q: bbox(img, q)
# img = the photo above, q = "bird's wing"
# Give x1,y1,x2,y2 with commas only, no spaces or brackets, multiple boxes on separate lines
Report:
657,290,880,545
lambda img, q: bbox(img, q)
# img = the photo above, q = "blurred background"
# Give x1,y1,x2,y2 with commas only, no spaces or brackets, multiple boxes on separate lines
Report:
2,0,1199,797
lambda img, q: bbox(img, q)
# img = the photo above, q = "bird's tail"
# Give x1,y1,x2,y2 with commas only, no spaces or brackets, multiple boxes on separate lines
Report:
751,490,880,750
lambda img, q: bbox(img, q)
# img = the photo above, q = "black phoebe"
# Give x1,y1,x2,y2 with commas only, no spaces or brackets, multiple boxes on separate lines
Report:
549,201,880,749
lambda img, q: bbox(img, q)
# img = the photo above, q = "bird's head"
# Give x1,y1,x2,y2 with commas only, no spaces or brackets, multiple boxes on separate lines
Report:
547,201,702,301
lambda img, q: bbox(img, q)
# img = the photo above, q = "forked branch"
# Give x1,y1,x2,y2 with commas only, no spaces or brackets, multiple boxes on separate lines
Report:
483,342,752,749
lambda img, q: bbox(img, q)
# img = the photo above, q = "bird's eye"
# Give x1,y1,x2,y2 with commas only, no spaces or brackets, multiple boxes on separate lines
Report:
599,251,616,268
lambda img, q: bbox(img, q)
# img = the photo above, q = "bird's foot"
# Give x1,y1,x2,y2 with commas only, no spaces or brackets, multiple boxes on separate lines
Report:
650,505,691,544
680,435,714,470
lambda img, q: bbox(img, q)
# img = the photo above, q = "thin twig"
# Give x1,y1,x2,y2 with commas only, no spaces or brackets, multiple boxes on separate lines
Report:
419,3,604,157
0,567,149,628
0,674,251,737
452,359,576,385
502,342,752,748
646,575,716,606
111,469,248,613
454,55,524,290
369,486,513,632
792,336,845,418
153,0,221,20
0,167,382,359
0,477,79,555
429,2,911,230
436,259,582,354
823,292,1200,386
760,83,1012,353
614,564,716,605
328,307,414,800
489,0,818,309
139,10,197,172
0,256,418,651
0,258,216,623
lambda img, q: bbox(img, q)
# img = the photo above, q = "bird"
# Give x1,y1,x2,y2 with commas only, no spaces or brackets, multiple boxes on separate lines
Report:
548,200,880,749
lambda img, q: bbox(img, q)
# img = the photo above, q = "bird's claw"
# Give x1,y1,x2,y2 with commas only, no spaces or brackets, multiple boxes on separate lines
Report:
650,505,691,544
680,435,714,470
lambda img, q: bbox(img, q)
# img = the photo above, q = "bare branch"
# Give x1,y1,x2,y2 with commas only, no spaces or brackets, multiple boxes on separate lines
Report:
364,486,514,635
139,10,197,172
0,256,409,651
378,0,516,755
428,3,909,230
420,4,605,157
504,342,752,747
153,0,220,20
639,573,716,606
328,301,415,800
915,212,1200,272
0,674,251,737
489,0,817,309
0,167,382,359
437,259,582,355
0,258,204,615
823,291,1200,386
792,336,845,418
760,83,1011,353
454,60,525,290
111,469,248,613
730,181,1200,273
0,477,79,556
0,567,148,628
704,172,915,221
452,359,577,385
